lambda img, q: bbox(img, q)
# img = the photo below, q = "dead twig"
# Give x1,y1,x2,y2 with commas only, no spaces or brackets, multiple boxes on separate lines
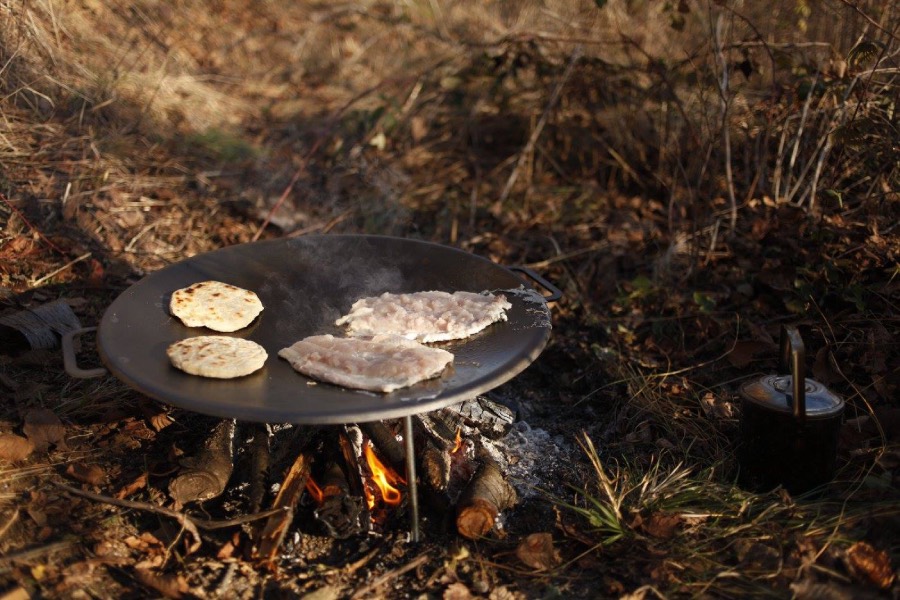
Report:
0,508,20,542
29,252,91,287
0,539,78,565
52,482,290,554
0,191,68,256
350,551,431,599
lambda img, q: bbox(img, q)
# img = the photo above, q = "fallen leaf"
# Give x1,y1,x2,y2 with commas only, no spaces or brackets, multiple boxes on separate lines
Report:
28,508,48,527
87,259,105,286
216,532,241,560
140,401,173,432
124,532,166,554
812,346,842,384
0,433,35,461
0,586,30,600
489,586,526,600
443,582,474,600
734,539,781,571
699,392,735,420
65,463,106,486
133,567,189,599
846,541,895,589
23,408,67,452
727,339,774,368
515,532,561,571
115,472,148,499
640,512,682,540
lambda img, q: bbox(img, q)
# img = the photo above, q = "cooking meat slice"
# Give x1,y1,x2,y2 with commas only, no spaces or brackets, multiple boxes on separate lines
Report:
278,334,454,393
334,290,512,342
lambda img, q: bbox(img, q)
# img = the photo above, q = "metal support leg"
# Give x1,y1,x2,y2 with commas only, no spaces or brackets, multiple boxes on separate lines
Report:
403,415,420,542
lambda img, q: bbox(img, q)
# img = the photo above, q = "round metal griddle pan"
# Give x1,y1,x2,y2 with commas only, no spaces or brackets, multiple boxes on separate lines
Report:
97,235,555,424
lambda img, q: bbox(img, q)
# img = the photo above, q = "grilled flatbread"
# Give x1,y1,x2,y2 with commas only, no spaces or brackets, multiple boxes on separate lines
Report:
335,290,512,342
278,334,453,393
170,281,263,332
167,336,267,378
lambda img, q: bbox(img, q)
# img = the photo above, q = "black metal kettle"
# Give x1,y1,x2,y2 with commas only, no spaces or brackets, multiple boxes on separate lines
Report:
737,326,845,493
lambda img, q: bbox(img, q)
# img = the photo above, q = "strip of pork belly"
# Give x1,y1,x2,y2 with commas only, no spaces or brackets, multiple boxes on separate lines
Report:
278,334,454,393
334,290,512,342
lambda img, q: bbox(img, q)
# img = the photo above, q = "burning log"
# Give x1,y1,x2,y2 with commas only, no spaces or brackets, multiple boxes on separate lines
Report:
360,420,405,474
455,456,517,540
168,418,236,506
311,431,369,539
445,396,516,440
252,450,312,566
421,442,451,492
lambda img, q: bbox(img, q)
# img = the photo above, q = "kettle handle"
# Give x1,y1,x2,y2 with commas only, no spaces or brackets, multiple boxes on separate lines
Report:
779,326,806,424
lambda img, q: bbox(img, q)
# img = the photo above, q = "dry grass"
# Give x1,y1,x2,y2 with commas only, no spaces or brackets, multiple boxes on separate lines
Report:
1,0,898,598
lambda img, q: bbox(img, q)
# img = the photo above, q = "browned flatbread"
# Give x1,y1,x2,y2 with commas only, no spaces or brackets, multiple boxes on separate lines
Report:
167,336,267,378
170,281,263,332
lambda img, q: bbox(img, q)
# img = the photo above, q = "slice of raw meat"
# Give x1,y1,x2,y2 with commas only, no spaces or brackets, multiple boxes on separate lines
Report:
278,334,454,393
334,290,512,342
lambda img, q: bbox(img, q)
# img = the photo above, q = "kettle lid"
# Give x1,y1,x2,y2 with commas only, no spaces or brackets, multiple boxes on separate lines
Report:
740,375,844,416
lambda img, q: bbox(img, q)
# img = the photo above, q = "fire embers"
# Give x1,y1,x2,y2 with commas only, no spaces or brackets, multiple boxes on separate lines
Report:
303,428,407,538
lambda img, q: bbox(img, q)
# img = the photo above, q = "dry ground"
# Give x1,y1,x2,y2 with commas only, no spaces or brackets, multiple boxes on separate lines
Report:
1,1,898,598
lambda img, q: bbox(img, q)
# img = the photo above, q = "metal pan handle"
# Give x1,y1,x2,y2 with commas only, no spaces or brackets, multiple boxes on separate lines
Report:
508,266,562,302
62,327,107,379
779,325,806,425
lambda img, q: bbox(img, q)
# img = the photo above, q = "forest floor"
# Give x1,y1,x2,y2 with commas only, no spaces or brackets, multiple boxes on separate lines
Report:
1,2,898,598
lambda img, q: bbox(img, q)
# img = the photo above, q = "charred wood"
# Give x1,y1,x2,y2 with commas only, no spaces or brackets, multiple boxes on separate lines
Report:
247,423,270,513
168,418,236,506
313,432,368,539
360,420,405,474
455,457,517,540
252,450,312,566
445,396,516,440
268,424,320,473
339,426,369,501
421,440,451,492
414,413,458,451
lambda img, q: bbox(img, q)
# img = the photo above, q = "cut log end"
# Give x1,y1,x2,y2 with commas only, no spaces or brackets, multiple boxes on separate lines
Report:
456,497,499,539
455,459,517,540
168,469,228,505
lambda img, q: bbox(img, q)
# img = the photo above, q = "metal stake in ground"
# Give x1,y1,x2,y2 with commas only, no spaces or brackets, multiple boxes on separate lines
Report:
403,415,420,542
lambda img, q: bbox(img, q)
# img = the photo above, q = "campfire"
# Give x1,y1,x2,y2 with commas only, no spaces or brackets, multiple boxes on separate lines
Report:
169,396,526,563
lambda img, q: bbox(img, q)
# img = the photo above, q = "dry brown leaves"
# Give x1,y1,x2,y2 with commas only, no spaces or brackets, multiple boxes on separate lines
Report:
845,541,896,590
0,433,35,461
22,408,67,452
515,532,562,571
65,463,106,486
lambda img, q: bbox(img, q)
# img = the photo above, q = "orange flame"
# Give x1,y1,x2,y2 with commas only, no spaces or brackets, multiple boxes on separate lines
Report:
364,444,404,507
305,477,324,505
451,427,463,454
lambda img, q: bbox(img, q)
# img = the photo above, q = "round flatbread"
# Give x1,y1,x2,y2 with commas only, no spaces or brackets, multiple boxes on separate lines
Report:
167,336,267,379
170,281,263,332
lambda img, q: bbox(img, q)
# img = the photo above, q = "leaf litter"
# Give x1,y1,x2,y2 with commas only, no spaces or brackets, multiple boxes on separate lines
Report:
0,1,898,599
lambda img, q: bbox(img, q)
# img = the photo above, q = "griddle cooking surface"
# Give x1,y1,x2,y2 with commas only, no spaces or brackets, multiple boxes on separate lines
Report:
97,235,552,424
